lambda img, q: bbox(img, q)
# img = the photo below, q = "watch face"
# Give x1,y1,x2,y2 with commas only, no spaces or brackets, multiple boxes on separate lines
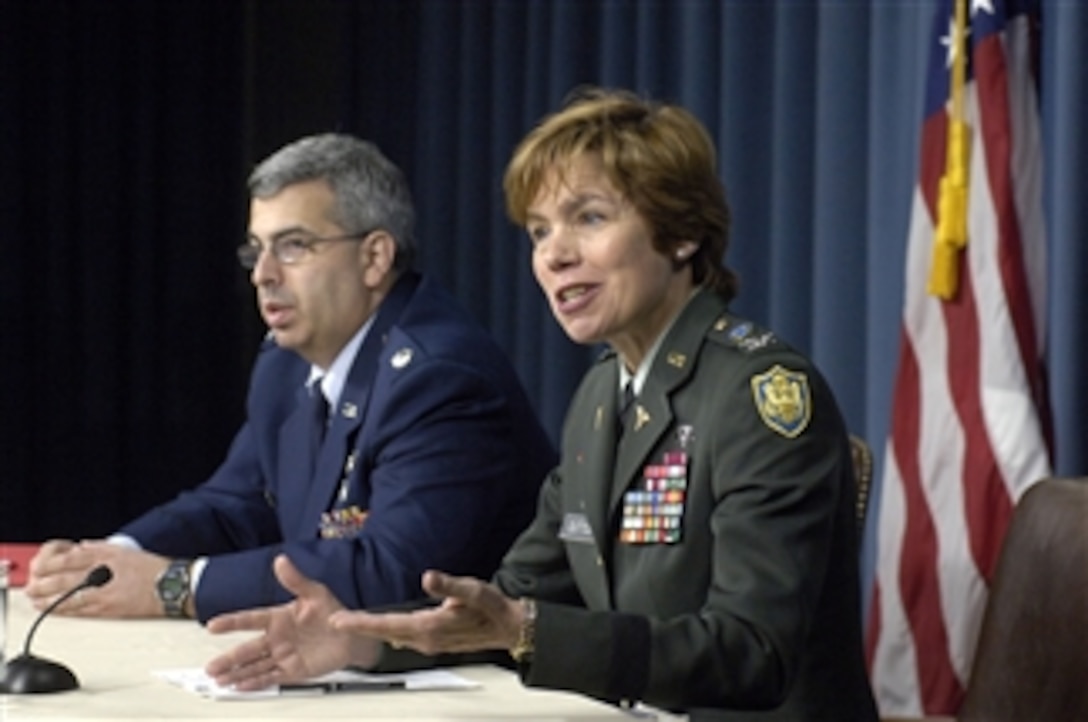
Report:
159,574,186,602
158,565,190,603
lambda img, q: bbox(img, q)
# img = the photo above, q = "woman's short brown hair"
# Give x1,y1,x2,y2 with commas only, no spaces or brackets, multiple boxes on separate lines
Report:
504,87,738,302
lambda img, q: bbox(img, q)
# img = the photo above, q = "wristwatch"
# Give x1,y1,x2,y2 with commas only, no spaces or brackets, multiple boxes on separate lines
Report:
510,597,537,663
155,559,193,618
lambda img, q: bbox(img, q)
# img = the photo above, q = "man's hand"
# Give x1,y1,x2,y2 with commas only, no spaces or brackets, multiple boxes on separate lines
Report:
328,570,524,656
26,540,168,618
205,554,380,691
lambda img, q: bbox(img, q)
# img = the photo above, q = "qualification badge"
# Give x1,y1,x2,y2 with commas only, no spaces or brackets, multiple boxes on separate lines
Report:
750,364,812,438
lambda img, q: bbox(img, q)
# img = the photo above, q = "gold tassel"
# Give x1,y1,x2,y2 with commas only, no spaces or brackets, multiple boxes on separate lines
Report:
928,0,973,300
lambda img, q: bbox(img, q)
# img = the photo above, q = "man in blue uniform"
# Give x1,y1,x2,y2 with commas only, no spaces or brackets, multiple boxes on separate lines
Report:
26,134,555,622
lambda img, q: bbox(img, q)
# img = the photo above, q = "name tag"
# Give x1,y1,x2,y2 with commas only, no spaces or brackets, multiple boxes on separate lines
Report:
558,512,595,544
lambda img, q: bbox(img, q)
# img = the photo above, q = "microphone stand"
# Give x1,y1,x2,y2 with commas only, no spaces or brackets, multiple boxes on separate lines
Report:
0,565,112,694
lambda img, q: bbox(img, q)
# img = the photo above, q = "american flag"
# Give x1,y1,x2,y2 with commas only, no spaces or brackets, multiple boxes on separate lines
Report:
865,0,1052,716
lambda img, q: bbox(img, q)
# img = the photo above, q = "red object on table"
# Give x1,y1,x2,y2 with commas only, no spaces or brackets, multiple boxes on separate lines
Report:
0,543,40,587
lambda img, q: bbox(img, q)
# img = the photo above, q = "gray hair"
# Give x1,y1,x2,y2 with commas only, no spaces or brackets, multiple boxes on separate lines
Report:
249,133,416,271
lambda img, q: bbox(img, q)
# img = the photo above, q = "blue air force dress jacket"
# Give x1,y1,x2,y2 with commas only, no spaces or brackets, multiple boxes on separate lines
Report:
122,272,556,621
494,289,878,721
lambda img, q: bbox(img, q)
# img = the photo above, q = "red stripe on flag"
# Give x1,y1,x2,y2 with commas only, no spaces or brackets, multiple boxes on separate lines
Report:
890,332,965,711
974,35,1047,420
919,114,947,218
941,266,1013,583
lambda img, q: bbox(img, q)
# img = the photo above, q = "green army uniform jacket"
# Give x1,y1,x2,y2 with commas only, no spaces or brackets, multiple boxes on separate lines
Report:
494,289,878,721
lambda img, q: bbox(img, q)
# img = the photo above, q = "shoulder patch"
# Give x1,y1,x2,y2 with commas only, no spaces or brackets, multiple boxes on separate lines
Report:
750,364,812,438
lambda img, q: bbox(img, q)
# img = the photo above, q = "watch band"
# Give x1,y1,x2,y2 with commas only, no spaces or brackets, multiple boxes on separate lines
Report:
510,597,536,663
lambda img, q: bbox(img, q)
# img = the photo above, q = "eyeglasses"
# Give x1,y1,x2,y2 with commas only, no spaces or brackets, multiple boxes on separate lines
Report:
237,230,375,270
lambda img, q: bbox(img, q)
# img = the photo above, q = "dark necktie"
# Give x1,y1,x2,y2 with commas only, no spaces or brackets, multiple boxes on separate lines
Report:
309,382,330,458
617,381,636,437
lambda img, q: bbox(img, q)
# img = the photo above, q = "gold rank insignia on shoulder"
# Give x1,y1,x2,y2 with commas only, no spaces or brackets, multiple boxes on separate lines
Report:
750,364,812,438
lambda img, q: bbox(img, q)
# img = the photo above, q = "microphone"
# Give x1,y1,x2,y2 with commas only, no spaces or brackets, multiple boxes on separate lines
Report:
0,565,113,694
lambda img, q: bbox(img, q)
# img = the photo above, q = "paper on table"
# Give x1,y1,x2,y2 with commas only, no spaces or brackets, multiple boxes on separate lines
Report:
153,667,480,700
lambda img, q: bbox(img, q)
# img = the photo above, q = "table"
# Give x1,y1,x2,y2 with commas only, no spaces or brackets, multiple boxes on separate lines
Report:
1,591,685,721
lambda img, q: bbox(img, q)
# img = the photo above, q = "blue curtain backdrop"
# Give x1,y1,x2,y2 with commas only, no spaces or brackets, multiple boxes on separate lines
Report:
2,1,1085,609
